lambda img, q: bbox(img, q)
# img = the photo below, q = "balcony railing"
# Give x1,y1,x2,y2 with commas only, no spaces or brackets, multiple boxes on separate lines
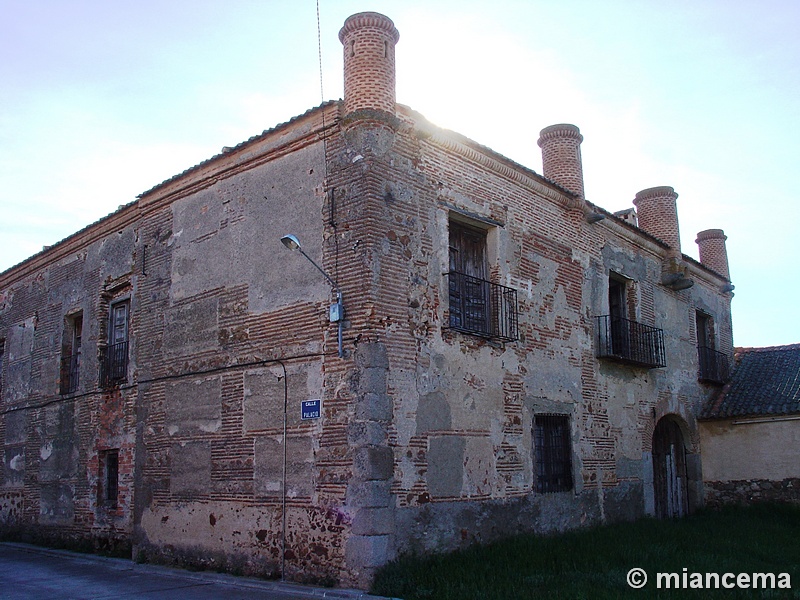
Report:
595,315,666,369
59,352,81,395
99,341,128,388
447,272,518,342
698,346,730,384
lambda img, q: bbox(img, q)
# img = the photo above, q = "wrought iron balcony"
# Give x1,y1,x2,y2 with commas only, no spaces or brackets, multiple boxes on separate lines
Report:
99,341,128,388
447,271,518,342
59,352,81,395
595,315,666,369
698,346,730,384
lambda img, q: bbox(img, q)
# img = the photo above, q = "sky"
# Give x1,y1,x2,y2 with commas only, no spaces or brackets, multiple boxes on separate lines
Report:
1,0,798,347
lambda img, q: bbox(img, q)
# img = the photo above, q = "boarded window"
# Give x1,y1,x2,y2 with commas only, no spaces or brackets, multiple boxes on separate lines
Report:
534,414,573,493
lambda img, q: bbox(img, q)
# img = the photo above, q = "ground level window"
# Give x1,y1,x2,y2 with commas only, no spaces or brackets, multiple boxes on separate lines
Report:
534,414,573,493
99,450,119,509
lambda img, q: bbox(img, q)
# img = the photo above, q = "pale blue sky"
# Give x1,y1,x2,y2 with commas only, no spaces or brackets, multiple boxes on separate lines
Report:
1,0,798,347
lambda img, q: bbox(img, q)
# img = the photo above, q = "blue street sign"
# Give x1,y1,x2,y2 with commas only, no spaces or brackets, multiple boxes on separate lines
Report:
301,399,321,420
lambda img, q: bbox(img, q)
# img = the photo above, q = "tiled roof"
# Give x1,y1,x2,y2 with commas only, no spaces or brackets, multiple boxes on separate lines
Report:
701,344,800,419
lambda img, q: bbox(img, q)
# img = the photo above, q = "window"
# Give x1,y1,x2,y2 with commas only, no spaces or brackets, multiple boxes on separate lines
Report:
696,311,712,351
60,313,82,395
449,221,489,332
99,449,119,509
595,273,665,368
696,311,728,383
100,300,129,387
534,414,573,493
447,220,518,341
608,274,629,356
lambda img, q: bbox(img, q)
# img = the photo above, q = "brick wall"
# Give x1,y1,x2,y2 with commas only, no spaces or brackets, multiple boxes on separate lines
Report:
696,229,730,280
339,12,400,117
537,124,585,198
632,186,681,254
0,217,138,555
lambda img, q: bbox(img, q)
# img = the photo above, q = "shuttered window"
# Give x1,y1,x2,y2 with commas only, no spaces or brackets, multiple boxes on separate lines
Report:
449,222,489,333
534,414,573,493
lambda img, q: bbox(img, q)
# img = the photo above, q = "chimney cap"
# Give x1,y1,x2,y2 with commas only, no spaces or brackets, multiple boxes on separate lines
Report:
339,12,400,44
633,186,678,204
537,123,583,147
696,228,727,243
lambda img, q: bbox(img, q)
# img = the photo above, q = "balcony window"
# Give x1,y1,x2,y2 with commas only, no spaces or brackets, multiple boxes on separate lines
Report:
447,272,518,341
696,311,728,384
447,220,518,342
100,301,129,388
595,315,666,368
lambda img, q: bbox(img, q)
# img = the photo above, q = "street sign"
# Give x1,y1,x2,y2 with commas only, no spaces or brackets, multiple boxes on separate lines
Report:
301,399,321,420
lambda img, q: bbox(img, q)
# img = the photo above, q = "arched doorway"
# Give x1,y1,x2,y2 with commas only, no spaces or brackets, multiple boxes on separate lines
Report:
652,417,688,518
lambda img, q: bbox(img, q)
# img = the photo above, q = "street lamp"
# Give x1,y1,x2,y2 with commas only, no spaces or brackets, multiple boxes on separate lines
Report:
280,235,344,358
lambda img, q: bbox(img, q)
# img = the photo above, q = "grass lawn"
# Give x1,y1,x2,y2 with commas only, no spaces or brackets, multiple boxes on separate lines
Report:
371,503,800,599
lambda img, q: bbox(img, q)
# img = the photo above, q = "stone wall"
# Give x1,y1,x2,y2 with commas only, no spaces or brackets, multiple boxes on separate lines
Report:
0,208,139,555
704,478,800,507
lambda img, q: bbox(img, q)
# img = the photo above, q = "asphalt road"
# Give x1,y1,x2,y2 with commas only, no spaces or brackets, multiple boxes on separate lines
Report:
0,543,393,600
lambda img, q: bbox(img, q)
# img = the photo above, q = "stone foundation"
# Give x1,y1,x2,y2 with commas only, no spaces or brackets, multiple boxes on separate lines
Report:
704,478,800,507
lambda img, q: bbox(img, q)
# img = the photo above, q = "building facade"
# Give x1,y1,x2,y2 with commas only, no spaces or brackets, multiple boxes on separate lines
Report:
0,12,735,587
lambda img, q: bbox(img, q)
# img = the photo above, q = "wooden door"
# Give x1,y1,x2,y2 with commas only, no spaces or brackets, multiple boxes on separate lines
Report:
652,418,688,518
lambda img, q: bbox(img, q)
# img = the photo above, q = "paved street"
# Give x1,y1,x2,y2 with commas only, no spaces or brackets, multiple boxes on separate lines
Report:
0,543,393,600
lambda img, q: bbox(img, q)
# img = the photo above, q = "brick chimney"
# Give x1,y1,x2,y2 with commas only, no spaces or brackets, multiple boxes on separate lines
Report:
537,124,585,198
696,229,730,279
632,186,681,255
339,12,400,118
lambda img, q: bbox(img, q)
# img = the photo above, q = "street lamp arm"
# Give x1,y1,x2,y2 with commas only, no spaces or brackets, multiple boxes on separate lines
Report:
297,247,341,300
281,234,344,358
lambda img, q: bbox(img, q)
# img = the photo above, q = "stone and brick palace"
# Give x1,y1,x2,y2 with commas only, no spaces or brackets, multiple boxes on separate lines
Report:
0,11,737,587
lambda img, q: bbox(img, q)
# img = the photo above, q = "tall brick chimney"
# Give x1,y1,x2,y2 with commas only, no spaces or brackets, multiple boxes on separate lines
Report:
632,186,681,255
339,12,400,118
696,229,730,279
537,124,585,198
